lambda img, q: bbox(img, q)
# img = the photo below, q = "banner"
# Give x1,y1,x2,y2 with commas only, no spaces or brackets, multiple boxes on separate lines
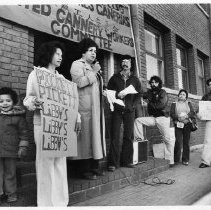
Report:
35,67,78,157
0,4,134,56
199,101,211,120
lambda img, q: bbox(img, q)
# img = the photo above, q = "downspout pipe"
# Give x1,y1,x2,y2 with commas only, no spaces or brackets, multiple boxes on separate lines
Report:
129,4,141,78
129,4,147,119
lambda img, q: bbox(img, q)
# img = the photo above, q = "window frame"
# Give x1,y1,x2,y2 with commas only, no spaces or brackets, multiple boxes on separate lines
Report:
197,56,205,95
176,43,189,90
144,23,165,83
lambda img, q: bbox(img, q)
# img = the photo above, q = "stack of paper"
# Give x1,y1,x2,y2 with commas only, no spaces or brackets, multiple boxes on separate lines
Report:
105,90,125,111
105,85,138,111
119,85,138,95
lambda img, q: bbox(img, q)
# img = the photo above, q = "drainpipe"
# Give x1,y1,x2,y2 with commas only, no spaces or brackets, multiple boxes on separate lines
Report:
129,4,147,120
208,5,211,80
129,4,141,78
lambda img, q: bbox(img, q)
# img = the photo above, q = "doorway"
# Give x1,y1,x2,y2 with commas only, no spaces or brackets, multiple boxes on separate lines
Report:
33,30,106,81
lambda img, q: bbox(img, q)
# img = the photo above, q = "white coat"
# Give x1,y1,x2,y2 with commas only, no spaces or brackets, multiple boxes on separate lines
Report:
70,58,106,160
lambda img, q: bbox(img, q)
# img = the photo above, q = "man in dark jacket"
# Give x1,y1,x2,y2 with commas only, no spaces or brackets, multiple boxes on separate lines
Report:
107,55,142,171
134,75,175,166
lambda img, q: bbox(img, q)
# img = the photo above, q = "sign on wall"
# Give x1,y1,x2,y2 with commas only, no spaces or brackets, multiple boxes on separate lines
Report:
35,67,78,157
0,4,134,56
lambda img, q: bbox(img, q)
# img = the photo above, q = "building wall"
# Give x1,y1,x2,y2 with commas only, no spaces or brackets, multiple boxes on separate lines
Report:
134,4,211,148
0,4,210,159
0,18,36,159
140,4,210,55
0,19,34,95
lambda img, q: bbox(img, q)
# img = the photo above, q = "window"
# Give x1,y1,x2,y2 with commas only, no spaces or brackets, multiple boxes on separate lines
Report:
144,26,164,82
197,57,205,95
176,44,188,90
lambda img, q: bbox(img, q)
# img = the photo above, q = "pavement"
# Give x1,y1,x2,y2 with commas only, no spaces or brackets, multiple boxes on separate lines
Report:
73,149,211,206
193,191,211,205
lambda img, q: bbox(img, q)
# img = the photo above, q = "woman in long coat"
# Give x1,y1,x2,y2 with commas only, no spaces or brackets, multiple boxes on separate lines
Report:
70,38,106,180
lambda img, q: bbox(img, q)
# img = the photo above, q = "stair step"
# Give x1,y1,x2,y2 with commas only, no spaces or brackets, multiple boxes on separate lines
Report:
0,157,169,206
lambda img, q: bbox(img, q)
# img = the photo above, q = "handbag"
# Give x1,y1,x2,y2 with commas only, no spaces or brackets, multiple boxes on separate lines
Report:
189,118,198,132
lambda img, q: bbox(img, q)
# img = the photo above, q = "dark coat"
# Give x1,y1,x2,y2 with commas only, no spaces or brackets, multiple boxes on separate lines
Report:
0,107,29,158
202,91,211,101
107,72,142,112
143,88,169,117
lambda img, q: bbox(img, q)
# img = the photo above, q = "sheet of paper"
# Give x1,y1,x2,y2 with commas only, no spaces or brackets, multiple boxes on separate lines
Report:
119,85,138,95
105,90,125,111
199,101,211,120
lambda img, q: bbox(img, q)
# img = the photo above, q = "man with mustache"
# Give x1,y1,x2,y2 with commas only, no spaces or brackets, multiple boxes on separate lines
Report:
134,75,175,167
107,55,142,172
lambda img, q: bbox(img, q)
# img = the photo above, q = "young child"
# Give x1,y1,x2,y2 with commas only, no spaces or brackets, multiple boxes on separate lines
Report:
0,87,29,203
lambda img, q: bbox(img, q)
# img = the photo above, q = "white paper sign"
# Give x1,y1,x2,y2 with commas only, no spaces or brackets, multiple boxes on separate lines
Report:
0,5,134,56
199,101,211,120
35,67,78,157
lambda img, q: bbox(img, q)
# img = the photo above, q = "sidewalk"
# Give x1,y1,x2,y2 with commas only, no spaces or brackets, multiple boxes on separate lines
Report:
73,150,211,206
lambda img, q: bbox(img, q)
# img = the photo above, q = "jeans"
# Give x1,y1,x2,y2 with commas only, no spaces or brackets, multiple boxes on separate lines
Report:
174,123,191,162
0,157,17,196
108,110,135,167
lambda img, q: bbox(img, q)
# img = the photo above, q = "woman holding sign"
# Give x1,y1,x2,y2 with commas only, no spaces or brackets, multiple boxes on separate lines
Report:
24,41,81,206
70,38,106,180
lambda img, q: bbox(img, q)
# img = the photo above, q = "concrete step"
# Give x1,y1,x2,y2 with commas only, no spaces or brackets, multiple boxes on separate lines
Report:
0,156,169,206
67,157,169,205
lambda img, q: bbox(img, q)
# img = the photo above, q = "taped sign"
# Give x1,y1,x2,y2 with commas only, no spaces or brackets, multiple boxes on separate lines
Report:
35,67,78,157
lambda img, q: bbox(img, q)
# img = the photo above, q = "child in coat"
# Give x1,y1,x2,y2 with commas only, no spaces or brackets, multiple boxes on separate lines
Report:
0,87,29,203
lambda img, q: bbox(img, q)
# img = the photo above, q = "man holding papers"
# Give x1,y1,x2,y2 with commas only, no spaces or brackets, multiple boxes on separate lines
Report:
106,55,141,172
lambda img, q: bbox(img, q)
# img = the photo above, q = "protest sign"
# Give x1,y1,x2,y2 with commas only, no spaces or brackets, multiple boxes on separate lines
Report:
0,5,134,56
199,101,211,120
35,67,78,157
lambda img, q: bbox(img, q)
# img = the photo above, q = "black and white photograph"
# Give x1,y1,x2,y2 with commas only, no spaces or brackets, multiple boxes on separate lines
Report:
0,0,211,207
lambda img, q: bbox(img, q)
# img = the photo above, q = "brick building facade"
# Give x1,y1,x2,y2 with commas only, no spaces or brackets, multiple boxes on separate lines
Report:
131,4,211,148
0,4,211,159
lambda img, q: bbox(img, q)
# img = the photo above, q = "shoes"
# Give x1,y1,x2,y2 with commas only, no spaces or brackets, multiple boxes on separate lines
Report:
182,161,189,166
0,194,7,202
82,172,97,180
108,166,116,172
92,169,105,176
199,163,209,168
121,163,136,168
169,164,174,168
7,193,17,203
